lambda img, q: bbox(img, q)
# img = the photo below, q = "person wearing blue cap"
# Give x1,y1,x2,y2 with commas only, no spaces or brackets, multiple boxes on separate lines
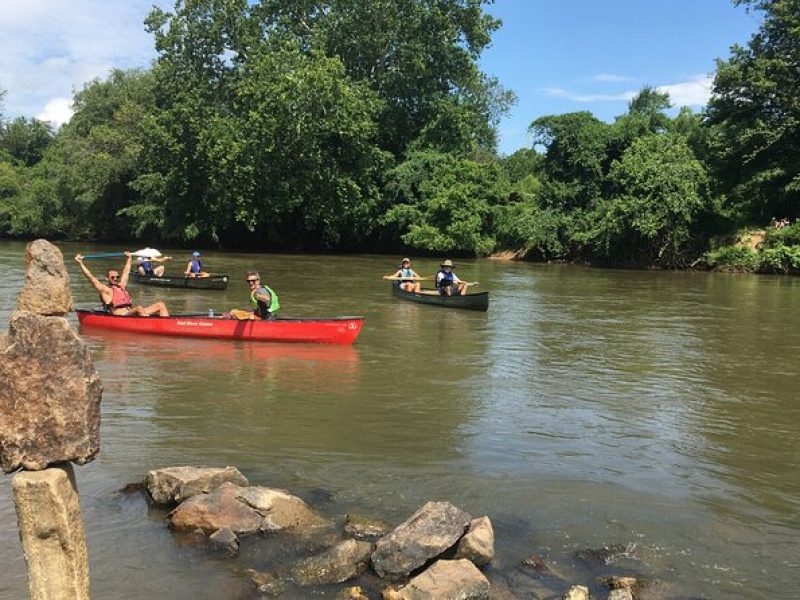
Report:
184,251,209,278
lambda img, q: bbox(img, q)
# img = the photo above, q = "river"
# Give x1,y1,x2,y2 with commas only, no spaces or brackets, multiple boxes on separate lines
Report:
0,240,798,598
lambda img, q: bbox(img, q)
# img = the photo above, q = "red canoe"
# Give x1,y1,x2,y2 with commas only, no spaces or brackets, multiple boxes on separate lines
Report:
76,310,364,345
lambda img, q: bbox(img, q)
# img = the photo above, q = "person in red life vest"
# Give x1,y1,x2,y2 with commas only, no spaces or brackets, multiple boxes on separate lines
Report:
75,252,170,317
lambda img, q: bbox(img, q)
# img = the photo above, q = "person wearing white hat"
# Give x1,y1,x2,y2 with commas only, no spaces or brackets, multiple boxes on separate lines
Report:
385,257,422,292
435,259,467,296
136,254,171,277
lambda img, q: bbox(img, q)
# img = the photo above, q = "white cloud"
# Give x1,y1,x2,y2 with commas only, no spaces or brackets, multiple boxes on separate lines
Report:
541,74,713,108
36,97,73,127
591,73,635,83
0,0,172,122
542,87,636,103
657,74,713,107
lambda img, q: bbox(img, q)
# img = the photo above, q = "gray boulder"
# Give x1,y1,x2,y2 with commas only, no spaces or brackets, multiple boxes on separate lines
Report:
145,466,248,504
608,589,633,600
17,239,72,316
372,501,471,580
292,539,374,586
0,312,101,472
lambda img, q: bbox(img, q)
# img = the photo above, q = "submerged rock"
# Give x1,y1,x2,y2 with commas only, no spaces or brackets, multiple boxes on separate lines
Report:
337,586,369,600
608,588,633,600
237,486,330,532
372,501,471,580
291,539,374,586
384,559,490,600
145,466,248,504
575,544,628,567
563,584,590,600
209,527,239,556
345,513,391,541
248,569,287,597
0,312,101,472
455,516,495,566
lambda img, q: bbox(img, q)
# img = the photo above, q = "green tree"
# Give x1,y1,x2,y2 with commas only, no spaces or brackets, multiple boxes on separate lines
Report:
583,134,711,267
382,151,507,255
0,117,54,167
707,0,800,222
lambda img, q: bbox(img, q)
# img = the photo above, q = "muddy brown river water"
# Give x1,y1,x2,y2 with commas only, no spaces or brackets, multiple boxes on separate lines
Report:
0,240,798,598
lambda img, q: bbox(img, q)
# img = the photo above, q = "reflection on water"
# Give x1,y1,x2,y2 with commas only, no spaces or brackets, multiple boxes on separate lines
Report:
0,241,798,599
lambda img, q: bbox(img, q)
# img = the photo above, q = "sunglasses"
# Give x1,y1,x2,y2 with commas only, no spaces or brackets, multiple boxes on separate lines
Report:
109,275,119,281
246,278,259,283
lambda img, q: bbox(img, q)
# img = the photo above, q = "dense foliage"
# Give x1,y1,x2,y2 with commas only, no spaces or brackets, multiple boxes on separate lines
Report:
0,0,798,272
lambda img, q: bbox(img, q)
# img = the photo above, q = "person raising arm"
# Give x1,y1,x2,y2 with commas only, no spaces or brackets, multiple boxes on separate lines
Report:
75,252,170,317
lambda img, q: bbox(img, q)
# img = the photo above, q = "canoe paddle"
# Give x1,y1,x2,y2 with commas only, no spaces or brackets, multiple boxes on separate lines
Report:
81,249,164,260
382,275,432,281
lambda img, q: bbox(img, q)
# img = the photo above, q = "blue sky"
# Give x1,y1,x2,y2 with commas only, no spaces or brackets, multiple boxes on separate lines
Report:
480,1,761,154
1,1,760,155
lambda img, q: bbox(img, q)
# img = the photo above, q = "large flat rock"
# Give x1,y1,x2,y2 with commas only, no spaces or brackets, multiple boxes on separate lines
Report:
169,482,329,535
384,559,489,600
0,312,101,472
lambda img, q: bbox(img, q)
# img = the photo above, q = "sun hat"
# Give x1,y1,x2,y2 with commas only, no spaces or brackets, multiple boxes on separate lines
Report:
401,257,411,263
192,251,201,257
441,259,454,267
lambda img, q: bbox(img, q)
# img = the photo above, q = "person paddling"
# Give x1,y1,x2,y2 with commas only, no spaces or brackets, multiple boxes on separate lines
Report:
386,257,422,292
75,252,170,316
435,259,467,296
184,251,209,278
137,254,171,277
228,271,280,320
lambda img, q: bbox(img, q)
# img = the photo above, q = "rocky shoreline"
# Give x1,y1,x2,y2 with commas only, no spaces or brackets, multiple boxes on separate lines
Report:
134,466,668,599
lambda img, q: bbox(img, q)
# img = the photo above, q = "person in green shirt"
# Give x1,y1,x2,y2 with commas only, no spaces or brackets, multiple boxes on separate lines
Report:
228,270,280,320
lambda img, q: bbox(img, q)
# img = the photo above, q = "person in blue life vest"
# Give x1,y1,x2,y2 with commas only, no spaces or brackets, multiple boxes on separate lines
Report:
386,257,422,292
184,251,209,278
435,259,467,296
227,271,280,320
136,254,171,277
75,252,170,316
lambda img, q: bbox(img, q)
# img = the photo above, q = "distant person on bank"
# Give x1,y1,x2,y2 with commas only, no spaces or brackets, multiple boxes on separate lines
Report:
185,251,209,278
137,255,171,277
75,252,170,316
228,271,280,320
436,259,467,296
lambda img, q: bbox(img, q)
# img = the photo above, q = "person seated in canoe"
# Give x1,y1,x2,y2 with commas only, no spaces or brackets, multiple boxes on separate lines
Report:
227,271,280,320
435,259,467,296
184,251,210,278
137,255,171,277
75,252,170,317
385,257,422,292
